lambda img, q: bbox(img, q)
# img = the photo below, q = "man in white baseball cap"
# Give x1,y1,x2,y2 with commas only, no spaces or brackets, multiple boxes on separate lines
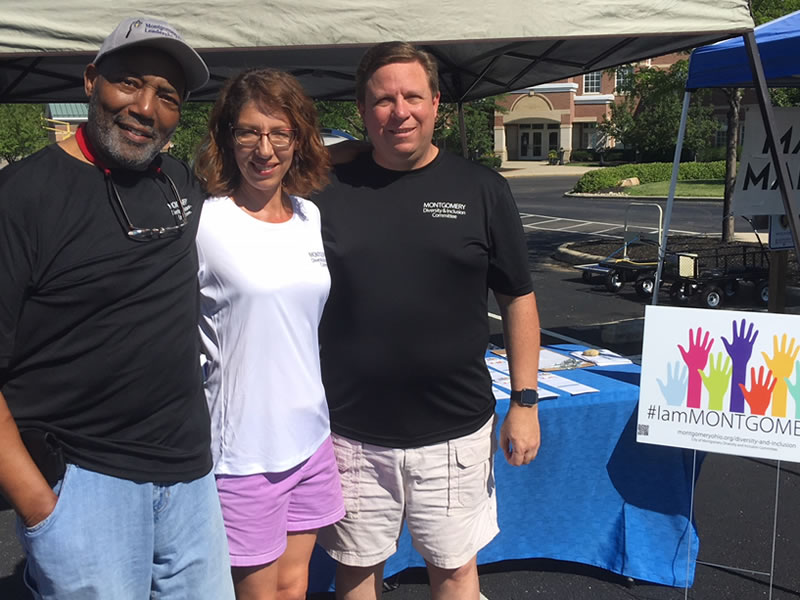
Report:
0,17,234,599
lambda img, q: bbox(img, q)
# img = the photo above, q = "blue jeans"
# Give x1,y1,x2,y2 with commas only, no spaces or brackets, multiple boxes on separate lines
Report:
16,464,235,599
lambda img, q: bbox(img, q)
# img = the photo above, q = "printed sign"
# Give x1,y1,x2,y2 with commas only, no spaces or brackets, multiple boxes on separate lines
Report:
733,106,800,216
769,214,796,250
637,305,800,462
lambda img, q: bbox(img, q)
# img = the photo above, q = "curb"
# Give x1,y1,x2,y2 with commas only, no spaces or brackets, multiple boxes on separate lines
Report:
554,242,606,265
500,169,597,179
563,192,723,202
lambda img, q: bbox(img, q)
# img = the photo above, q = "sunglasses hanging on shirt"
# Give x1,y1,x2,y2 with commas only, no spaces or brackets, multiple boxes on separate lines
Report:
75,124,187,241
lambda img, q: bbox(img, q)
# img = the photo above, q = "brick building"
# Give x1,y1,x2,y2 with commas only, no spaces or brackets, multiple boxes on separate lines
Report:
494,53,686,162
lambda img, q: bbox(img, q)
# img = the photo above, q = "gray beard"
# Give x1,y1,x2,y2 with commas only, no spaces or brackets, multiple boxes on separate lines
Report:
86,92,172,170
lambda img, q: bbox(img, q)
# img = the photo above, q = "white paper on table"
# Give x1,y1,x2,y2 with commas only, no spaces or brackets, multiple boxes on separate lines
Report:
536,387,559,399
489,369,510,383
492,386,510,400
538,348,591,371
485,356,508,371
570,348,632,366
538,372,598,395
492,374,512,388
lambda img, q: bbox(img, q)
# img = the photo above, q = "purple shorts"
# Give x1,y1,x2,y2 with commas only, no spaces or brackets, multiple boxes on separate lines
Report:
216,436,345,567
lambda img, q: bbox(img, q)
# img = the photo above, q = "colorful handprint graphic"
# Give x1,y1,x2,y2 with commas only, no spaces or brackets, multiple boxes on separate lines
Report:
739,366,777,416
787,361,800,418
721,319,759,414
658,361,688,406
761,334,799,418
678,327,714,409
699,352,732,411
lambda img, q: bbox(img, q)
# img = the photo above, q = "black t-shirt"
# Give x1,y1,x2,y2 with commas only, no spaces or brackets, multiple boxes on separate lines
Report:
313,150,533,448
0,145,211,482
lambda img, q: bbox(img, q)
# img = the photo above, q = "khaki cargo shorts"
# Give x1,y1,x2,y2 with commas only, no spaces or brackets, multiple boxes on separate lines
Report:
318,416,499,569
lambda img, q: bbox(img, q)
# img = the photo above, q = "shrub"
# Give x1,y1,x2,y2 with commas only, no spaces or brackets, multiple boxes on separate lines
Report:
573,161,727,193
602,149,635,163
476,154,502,170
570,149,594,162
696,146,727,162
696,145,743,163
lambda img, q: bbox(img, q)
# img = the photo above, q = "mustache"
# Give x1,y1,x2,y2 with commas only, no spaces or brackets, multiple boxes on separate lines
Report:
114,116,155,138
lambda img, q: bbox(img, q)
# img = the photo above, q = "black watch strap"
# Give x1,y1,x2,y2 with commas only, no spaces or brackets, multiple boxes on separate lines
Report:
511,388,539,407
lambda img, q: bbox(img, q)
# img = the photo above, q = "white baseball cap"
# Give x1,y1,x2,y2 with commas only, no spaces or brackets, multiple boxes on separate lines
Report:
94,17,209,95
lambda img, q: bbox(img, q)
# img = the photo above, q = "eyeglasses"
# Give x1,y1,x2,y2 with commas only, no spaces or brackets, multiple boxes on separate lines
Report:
230,126,296,149
105,169,188,241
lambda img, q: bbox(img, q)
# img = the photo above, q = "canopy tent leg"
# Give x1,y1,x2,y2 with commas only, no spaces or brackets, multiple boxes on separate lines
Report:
652,91,691,307
744,31,800,312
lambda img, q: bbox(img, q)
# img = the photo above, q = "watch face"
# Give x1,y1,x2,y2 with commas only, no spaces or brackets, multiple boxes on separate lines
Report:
513,389,539,406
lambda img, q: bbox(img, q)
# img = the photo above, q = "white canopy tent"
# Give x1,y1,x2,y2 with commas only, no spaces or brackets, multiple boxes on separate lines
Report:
0,1,754,103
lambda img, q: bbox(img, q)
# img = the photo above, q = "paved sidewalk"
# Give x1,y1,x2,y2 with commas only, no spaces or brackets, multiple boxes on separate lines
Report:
498,160,598,178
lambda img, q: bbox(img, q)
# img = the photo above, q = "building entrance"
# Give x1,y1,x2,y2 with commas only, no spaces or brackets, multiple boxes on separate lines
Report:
517,123,559,160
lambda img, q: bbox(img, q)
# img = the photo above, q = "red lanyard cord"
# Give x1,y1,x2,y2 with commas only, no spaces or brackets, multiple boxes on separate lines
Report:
74,124,185,240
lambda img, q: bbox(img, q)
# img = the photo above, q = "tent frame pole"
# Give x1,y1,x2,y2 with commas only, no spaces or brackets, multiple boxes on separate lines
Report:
651,91,691,306
743,31,800,267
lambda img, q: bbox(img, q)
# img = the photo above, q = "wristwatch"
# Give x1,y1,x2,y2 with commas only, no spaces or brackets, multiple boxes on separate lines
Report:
511,388,539,407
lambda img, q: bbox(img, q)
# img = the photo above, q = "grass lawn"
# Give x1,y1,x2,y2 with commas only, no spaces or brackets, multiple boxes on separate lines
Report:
625,179,724,198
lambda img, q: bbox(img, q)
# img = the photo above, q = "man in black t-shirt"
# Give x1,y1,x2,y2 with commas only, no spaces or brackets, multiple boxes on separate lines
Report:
0,18,234,599
315,42,541,600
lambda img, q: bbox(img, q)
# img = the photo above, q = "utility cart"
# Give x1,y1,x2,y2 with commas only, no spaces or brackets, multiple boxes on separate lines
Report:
575,202,664,297
665,245,770,308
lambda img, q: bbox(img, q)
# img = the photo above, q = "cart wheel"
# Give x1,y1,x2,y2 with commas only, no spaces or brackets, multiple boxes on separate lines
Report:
723,280,739,297
700,285,723,309
670,281,691,305
634,277,655,298
605,270,624,293
582,270,593,283
756,280,769,306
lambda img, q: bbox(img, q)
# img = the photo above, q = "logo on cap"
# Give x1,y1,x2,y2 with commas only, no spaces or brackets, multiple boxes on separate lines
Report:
125,20,143,39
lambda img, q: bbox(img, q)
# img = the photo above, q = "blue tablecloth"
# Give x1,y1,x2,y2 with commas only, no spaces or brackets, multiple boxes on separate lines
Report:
309,344,699,590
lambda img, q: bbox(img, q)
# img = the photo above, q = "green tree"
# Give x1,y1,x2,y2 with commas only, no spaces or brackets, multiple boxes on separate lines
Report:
721,88,743,241
770,88,800,107
435,97,504,166
0,104,49,164
599,60,716,162
169,102,213,163
751,0,800,25
762,0,800,110
599,89,637,151
314,101,365,138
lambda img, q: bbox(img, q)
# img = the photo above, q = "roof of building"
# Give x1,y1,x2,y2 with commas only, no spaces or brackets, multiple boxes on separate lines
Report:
47,103,88,121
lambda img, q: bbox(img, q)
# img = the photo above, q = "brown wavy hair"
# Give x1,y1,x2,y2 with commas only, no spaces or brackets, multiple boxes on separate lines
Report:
195,69,329,197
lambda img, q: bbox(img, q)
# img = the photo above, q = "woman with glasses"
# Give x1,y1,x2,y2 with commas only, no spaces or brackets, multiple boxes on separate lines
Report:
194,69,343,600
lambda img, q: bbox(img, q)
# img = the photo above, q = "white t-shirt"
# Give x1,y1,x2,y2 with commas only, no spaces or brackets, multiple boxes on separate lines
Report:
197,195,331,474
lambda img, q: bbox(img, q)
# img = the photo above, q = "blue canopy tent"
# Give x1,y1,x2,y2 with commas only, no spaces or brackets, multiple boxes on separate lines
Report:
653,11,800,311
686,10,800,90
